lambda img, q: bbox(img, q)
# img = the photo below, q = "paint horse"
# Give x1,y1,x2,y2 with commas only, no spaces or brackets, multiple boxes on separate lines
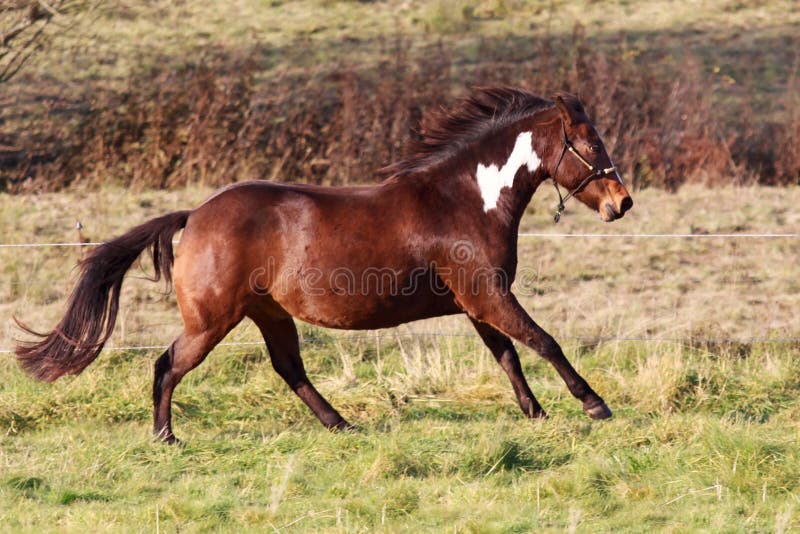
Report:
16,88,632,442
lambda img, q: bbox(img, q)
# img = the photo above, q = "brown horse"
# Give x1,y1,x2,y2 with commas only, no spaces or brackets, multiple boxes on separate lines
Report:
16,88,632,443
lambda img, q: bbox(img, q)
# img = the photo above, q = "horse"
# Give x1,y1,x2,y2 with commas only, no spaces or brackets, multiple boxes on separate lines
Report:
15,87,633,443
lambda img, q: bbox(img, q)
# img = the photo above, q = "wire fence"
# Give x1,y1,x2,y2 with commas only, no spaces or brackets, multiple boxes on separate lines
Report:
2,232,798,354
1,233,799,248
1,333,798,355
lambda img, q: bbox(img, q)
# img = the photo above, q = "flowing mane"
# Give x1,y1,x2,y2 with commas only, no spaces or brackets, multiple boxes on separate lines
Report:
381,87,555,179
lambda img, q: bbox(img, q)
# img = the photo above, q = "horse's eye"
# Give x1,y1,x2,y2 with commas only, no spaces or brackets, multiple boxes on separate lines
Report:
589,144,600,153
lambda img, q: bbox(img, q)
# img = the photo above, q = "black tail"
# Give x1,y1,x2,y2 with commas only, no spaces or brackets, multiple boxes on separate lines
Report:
15,210,191,382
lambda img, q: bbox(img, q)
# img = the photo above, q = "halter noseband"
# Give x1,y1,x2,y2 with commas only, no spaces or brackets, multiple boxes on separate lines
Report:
551,124,618,223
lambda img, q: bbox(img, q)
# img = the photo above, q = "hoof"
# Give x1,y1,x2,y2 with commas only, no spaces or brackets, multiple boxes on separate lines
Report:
523,398,547,419
530,410,548,420
583,400,613,420
154,428,181,445
527,406,548,420
327,419,357,433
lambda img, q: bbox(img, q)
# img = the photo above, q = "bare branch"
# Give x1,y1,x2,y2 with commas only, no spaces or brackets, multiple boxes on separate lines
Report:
0,0,93,82
0,18,49,82
35,1,65,19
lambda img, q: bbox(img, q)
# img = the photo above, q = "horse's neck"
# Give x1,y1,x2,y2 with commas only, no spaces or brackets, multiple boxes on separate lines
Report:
469,123,553,228
386,113,557,231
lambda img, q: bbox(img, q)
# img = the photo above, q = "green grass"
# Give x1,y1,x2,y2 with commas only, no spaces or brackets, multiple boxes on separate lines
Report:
1,185,799,531
22,1,800,76
1,339,799,531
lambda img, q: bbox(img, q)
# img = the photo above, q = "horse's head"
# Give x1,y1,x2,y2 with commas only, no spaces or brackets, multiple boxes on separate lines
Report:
548,93,633,222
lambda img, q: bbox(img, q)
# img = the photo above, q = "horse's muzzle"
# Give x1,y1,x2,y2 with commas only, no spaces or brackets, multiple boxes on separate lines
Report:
602,196,633,221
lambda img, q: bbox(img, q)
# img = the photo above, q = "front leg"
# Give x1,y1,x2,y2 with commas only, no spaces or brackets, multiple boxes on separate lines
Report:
461,292,611,419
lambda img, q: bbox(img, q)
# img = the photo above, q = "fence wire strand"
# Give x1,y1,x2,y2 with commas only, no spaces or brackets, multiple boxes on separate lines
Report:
2,333,798,355
1,233,799,248
2,233,797,353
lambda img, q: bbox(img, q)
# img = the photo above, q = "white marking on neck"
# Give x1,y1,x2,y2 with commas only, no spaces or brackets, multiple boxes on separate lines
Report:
476,131,540,212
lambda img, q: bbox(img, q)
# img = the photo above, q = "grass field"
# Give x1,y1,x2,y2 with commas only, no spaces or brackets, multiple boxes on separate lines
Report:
1,0,799,531
1,184,798,531
18,0,800,84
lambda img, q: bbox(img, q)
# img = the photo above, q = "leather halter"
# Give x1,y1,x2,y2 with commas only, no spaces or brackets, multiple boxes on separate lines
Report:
551,124,619,223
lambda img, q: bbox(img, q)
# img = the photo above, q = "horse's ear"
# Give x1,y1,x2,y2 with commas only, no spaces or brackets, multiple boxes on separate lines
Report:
554,92,587,126
555,95,575,126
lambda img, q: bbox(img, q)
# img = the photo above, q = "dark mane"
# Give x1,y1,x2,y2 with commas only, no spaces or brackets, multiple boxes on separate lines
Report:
381,87,554,179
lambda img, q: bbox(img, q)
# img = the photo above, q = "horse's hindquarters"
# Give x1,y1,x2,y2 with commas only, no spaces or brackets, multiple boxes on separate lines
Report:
175,181,460,330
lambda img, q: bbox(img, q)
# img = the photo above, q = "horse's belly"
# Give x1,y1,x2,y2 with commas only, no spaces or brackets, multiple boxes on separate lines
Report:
271,285,461,330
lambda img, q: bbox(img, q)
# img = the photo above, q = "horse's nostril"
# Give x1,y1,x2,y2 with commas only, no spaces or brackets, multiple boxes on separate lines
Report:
620,196,633,214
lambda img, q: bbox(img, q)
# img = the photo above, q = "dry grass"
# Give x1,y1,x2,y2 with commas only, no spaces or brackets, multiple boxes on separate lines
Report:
0,184,799,530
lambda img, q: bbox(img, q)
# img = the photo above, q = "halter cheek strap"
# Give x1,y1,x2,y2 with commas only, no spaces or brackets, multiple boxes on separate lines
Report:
551,124,618,223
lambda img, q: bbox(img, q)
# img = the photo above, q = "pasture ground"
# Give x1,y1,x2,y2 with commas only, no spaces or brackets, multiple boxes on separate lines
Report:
16,0,799,87
1,184,798,532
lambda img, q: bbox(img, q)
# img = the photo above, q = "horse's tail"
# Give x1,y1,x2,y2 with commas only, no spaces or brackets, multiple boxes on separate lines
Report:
15,210,191,382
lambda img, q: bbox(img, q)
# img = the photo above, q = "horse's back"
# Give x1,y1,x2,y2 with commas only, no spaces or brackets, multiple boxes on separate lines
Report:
197,180,381,208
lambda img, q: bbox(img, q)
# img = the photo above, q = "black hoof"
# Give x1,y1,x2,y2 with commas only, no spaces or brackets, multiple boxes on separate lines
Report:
154,428,181,445
584,400,613,420
523,398,547,419
327,419,358,433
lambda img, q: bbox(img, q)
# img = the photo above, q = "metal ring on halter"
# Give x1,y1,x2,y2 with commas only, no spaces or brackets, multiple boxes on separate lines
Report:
551,124,618,223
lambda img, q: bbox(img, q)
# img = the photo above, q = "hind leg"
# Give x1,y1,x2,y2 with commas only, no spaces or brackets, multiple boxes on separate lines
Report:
250,315,350,430
153,316,242,443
